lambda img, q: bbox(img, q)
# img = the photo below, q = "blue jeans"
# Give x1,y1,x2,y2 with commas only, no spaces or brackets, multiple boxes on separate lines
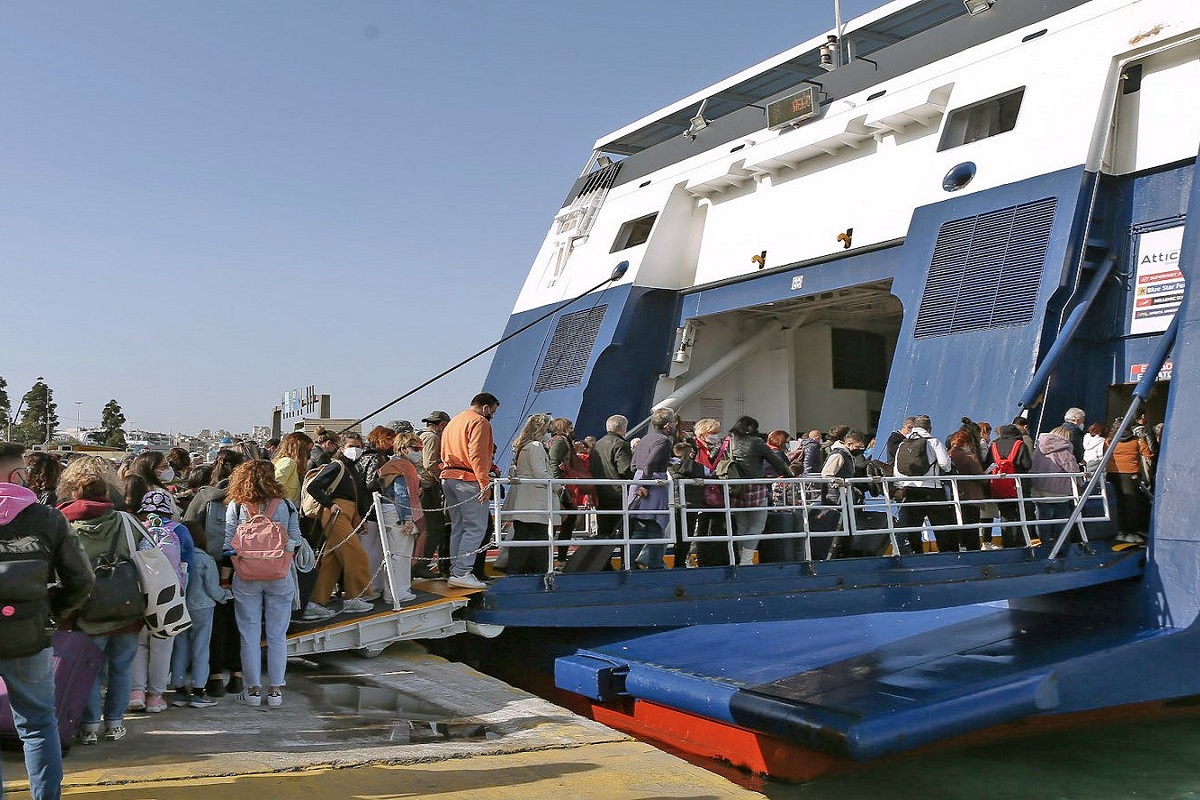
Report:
0,647,61,800
233,575,294,689
442,479,489,578
1036,501,1073,545
630,519,666,570
170,606,215,689
84,632,139,729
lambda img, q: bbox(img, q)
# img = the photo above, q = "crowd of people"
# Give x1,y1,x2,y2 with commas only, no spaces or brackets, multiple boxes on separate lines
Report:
497,403,1164,569
0,389,1165,799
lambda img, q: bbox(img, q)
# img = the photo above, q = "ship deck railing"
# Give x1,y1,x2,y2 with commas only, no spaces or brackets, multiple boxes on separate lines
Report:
490,471,1110,572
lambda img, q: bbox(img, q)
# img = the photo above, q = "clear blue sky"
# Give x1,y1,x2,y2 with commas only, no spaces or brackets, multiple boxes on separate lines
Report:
1,0,880,436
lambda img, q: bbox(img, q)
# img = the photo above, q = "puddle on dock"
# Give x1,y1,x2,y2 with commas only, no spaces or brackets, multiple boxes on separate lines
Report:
295,674,500,746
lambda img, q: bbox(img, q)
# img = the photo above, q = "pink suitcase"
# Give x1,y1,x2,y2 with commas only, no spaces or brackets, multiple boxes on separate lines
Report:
0,631,104,752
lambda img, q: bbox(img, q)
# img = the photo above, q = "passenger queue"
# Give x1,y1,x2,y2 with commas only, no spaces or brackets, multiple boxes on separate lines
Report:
0,391,1163,799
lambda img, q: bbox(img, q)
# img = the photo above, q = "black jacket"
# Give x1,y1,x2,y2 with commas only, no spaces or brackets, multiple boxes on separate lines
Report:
0,501,95,657
358,448,389,494
984,435,1033,473
306,456,369,517
308,449,333,471
728,433,790,480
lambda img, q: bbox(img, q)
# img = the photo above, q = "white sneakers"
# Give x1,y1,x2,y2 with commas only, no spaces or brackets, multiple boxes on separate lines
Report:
341,598,374,613
447,574,487,590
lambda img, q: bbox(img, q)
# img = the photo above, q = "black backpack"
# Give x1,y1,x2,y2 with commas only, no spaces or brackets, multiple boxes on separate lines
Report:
895,433,933,477
0,509,53,658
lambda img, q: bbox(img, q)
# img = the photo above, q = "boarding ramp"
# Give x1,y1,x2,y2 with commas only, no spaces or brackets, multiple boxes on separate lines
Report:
286,493,492,658
469,472,1144,628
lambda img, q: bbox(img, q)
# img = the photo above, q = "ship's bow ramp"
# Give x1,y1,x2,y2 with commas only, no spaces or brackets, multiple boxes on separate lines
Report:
556,604,1177,760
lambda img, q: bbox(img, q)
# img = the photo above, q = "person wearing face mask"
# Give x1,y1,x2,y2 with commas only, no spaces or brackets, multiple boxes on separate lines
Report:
438,392,500,590
498,414,557,575
357,427,397,601
686,418,730,566
375,434,427,601
304,433,375,613
124,451,181,518
813,429,869,557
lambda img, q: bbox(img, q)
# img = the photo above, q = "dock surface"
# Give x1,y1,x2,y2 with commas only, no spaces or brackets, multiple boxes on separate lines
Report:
1,642,762,799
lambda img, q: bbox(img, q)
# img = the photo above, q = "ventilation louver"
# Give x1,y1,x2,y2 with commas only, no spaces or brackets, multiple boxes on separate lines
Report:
914,198,1056,338
533,306,608,392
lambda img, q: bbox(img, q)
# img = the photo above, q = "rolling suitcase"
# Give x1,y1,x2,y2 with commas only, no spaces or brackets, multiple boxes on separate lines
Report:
805,506,841,560
562,537,617,573
846,510,892,557
0,631,103,753
695,513,732,567
758,511,800,563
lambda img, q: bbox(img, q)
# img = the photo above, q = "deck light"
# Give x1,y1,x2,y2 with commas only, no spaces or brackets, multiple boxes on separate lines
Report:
684,99,710,140
819,35,838,71
964,0,994,15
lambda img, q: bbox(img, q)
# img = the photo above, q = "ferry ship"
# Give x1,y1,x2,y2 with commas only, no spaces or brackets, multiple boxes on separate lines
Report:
460,0,1200,781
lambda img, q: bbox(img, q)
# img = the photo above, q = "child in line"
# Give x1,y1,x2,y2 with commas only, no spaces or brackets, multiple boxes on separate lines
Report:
170,529,232,707
127,488,194,713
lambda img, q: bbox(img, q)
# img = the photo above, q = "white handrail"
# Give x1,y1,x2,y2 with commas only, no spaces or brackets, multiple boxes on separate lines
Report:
489,471,1112,574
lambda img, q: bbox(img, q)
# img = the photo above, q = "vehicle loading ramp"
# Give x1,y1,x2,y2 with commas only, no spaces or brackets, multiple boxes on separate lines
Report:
555,604,1175,761
287,581,484,657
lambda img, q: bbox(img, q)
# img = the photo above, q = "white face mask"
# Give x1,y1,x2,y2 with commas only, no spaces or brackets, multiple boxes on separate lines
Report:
405,451,422,464
159,467,175,483
342,446,363,461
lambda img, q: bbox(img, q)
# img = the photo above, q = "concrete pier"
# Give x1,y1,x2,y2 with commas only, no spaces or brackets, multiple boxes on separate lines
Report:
1,642,763,798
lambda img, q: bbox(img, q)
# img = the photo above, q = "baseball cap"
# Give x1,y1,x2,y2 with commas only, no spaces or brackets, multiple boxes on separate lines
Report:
421,411,451,425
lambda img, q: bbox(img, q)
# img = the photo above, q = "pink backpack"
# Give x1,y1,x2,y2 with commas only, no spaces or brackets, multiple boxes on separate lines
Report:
230,499,294,581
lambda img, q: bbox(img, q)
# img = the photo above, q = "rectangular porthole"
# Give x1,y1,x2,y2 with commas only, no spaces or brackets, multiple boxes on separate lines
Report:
610,213,658,253
937,87,1025,152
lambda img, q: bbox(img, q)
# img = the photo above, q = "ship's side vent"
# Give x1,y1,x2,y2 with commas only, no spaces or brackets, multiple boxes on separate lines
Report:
914,198,1056,338
534,306,608,391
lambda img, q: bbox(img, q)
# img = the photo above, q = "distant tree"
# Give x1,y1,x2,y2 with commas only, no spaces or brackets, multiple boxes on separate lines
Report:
14,379,58,446
101,399,127,450
0,376,9,438
86,431,108,446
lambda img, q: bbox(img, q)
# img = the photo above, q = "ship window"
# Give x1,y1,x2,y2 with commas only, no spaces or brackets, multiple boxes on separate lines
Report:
937,87,1025,151
611,213,657,253
914,197,1056,338
831,329,887,392
533,306,608,392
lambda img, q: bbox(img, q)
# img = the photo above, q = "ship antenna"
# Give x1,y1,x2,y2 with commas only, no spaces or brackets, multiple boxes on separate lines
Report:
337,261,631,434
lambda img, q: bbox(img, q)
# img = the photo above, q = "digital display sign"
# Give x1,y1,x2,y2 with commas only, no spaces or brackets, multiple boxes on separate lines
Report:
767,86,819,130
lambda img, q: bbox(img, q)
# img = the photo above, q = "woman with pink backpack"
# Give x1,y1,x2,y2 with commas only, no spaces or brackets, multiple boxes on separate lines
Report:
222,461,303,708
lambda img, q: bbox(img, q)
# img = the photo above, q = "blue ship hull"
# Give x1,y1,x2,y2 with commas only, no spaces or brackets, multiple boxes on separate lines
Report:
473,8,1200,764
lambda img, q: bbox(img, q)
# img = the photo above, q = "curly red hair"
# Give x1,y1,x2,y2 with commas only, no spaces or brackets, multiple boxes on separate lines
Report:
226,460,287,506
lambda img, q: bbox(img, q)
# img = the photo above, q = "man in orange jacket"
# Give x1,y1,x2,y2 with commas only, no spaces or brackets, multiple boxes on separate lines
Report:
438,392,500,589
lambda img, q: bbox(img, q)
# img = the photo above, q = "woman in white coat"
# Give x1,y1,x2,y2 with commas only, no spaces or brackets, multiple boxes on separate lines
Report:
502,414,558,574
